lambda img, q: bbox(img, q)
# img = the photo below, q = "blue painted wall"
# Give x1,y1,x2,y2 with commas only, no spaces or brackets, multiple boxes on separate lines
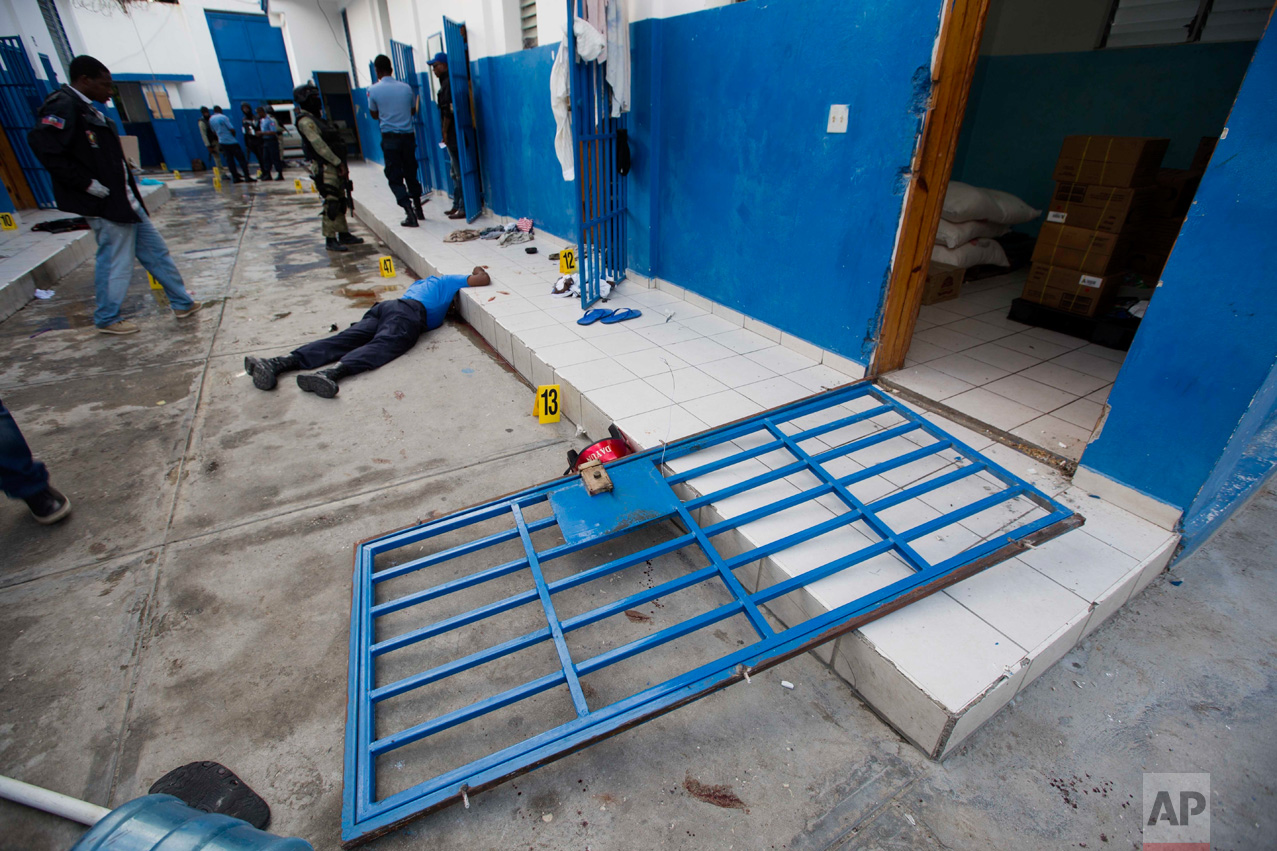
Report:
1079,29,1277,516
0,177,14,214
1178,365,1277,559
352,88,383,165
626,0,942,364
952,42,1256,233
472,46,575,239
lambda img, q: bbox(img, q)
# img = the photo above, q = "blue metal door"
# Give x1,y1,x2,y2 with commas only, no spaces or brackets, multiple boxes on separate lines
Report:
389,40,432,194
205,11,294,109
567,1,627,309
340,381,1081,844
443,18,482,222
0,37,56,208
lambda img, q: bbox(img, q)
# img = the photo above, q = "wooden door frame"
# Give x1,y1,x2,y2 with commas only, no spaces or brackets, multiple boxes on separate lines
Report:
871,0,991,375
0,123,38,210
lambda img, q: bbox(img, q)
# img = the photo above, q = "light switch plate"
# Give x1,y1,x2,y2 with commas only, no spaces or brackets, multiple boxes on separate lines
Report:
827,104,849,134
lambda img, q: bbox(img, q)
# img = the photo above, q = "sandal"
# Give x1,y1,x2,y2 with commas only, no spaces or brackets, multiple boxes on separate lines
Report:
578,308,615,325
600,308,642,324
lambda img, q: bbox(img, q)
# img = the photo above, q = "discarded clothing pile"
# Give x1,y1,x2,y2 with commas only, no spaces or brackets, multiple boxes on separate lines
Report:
478,227,504,240
445,229,481,243
499,231,533,247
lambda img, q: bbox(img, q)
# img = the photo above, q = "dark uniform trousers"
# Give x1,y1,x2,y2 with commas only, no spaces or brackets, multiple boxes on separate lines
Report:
380,132,422,208
292,299,428,375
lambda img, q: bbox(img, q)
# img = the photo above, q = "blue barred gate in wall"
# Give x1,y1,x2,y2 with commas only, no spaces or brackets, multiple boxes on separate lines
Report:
0,37,56,208
567,0,627,309
443,17,483,222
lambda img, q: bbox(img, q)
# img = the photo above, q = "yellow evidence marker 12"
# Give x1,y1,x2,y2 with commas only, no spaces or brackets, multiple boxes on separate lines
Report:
559,247,577,275
534,384,561,424
378,257,396,278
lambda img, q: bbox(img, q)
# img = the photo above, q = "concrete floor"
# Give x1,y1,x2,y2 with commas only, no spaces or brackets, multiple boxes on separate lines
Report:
1,179,1273,851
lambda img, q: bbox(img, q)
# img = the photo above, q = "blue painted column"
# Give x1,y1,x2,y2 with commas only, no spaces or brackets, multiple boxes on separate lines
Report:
1079,25,1277,518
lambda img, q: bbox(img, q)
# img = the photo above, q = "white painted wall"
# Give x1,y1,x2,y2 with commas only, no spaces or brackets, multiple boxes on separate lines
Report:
342,0,386,87
270,0,353,85
980,0,1112,55
0,0,65,80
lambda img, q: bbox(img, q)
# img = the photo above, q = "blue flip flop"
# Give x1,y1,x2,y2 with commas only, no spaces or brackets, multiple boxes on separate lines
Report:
578,308,615,325
601,308,642,324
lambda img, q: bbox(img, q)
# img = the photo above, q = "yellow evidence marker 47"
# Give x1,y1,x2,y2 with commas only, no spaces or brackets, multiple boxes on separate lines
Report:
534,384,561,424
378,257,396,278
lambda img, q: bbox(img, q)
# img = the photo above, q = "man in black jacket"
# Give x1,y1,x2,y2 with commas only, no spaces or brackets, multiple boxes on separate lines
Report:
29,55,202,335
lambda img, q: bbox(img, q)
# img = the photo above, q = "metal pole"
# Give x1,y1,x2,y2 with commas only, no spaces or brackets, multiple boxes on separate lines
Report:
0,774,111,826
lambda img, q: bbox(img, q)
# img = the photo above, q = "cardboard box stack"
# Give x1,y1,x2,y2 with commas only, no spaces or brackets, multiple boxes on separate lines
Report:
1025,135,1170,318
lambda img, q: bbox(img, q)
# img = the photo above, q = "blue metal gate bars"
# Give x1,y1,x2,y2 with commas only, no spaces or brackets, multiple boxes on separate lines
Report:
568,0,627,309
342,382,1081,845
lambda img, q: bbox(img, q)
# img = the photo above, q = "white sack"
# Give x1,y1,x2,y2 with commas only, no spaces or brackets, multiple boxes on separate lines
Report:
931,238,1010,269
935,218,1011,249
943,181,1040,225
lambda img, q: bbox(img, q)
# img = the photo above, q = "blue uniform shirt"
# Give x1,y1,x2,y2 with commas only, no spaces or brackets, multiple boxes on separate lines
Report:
367,77,416,133
402,274,469,329
208,112,238,145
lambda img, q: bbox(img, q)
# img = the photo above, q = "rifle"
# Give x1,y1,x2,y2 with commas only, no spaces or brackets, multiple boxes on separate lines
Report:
345,177,355,212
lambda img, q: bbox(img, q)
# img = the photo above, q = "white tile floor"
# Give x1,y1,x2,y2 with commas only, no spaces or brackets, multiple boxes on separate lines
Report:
887,267,1128,462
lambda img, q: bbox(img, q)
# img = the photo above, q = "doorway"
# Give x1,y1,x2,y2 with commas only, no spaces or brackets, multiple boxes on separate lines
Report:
314,72,361,159
876,0,1265,466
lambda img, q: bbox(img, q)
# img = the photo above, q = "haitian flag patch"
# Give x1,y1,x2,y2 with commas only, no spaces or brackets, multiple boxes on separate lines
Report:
41,114,65,129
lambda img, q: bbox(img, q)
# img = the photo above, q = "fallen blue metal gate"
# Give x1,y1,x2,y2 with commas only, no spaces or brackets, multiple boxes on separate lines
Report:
0,37,56,208
567,0,627,309
342,382,1081,845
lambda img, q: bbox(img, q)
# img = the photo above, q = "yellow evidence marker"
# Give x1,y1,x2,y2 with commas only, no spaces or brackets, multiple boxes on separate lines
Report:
294,178,304,193
559,247,577,275
0,212,16,231
378,257,396,277
147,272,169,306
534,384,561,424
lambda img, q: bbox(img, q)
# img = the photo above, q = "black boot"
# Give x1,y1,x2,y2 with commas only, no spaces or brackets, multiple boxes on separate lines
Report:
297,363,351,398
326,236,348,253
25,486,71,525
338,231,365,245
400,202,418,228
414,198,426,219
244,354,300,390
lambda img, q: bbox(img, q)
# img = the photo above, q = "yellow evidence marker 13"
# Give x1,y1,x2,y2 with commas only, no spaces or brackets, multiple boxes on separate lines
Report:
378,257,396,277
534,384,561,424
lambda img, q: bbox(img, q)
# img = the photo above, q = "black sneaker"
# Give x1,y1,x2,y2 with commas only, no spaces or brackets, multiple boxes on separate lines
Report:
25,486,71,525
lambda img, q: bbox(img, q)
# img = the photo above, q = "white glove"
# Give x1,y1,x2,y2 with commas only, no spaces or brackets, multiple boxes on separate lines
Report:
86,179,110,198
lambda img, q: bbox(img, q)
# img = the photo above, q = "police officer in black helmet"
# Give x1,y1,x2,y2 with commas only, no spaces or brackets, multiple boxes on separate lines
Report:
294,82,364,252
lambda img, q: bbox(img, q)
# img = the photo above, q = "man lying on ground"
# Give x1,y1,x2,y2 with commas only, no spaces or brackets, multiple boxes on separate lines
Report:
244,266,491,398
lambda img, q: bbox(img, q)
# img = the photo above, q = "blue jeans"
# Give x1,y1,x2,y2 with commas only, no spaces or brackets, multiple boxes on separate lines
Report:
89,211,195,328
0,398,48,500
447,146,462,206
